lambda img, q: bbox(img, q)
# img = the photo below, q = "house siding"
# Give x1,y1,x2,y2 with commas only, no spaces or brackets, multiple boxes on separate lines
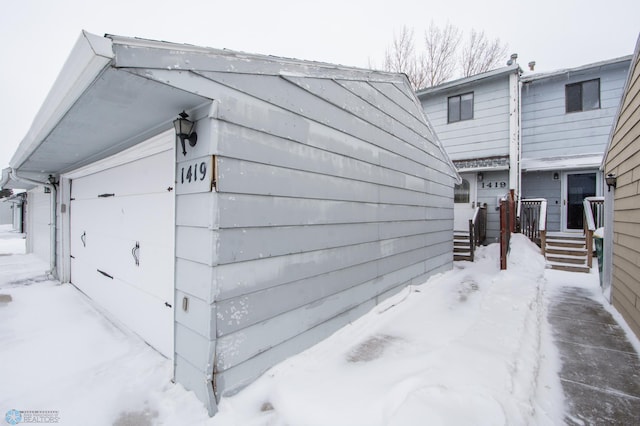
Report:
25,187,51,263
605,48,640,338
476,170,511,242
0,201,11,224
208,73,454,396
522,61,630,161
421,76,511,161
149,59,456,408
521,171,562,231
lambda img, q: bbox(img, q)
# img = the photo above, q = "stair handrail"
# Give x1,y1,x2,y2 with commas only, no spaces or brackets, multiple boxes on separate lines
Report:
539,199,547,257
583,196,604,268
467,203,487,262
519,198,547,255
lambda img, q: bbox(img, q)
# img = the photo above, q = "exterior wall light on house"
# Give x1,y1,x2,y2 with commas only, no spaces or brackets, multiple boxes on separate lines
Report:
477,172,484,182
553,172,559,180
173,111,198,156
605,173,617,192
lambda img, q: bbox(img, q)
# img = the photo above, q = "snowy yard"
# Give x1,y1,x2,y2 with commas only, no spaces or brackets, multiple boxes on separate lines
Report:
1,224,637,425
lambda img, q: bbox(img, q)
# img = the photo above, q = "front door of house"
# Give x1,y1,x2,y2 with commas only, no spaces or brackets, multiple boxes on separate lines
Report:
563,172,597,231
454,173,477,231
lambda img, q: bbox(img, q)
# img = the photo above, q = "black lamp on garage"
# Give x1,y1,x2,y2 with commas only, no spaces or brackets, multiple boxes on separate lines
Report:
173,111,198,156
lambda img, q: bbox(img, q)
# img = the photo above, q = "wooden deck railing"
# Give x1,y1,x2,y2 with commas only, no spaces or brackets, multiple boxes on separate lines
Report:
583,196,604,268
500,190,516,270
519,198,548,256
467,203,488,262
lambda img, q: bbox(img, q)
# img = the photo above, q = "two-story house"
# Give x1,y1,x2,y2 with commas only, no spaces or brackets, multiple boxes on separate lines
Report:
418,55,632,243
418,64,521,242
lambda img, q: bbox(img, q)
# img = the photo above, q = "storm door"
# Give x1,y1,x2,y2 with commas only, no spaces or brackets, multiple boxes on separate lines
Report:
564,172,596,231
453,173,477,231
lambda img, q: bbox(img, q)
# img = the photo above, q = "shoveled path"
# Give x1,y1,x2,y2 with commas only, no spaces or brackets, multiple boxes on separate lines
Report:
548,287,640,424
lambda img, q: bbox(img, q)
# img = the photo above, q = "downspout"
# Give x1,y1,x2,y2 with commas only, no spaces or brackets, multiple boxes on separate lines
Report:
508,70,520,195
9,169,58,279
517,76,523,206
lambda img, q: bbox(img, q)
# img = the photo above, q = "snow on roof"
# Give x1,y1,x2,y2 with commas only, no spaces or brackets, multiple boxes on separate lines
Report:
107,33,404,83
415,63,520,97
520,55,633,83
521,154,604,171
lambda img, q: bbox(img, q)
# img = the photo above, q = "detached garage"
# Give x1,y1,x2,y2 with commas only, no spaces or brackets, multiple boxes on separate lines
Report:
1,31,458,415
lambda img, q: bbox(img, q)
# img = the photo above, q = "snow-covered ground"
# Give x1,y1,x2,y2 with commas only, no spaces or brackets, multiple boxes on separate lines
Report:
1,224,636,425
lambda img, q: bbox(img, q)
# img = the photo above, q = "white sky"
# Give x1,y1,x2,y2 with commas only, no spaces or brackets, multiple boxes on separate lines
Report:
1,0,638,169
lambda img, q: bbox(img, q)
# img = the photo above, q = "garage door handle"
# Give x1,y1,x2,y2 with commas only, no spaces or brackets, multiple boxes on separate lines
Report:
81,231,86,247
97,269,113,279
132,242,140,266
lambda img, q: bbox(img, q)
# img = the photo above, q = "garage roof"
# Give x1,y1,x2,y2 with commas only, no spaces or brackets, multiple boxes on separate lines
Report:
6,31,458,185
9,31,210,182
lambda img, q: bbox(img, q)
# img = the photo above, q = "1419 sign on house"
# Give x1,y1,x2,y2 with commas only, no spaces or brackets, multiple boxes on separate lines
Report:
481,181,507,189
176,155,215,194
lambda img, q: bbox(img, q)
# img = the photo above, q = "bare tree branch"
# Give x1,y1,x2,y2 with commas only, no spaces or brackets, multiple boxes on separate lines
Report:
423,22,461,87
460,29,509,77
383,26,427,90
381,24,509,89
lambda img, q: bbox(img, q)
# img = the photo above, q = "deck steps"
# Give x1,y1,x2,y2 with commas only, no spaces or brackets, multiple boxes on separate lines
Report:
454,231,473,261
545,232,590,273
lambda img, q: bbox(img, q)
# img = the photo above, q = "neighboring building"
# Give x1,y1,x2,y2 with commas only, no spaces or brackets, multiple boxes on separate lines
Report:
0,173,27,233
603,35,640,338
0,191,12,225
0,31,458,415
417,55,632,241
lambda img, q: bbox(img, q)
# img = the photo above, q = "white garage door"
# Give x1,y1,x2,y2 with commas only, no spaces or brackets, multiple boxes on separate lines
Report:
69,138,175,358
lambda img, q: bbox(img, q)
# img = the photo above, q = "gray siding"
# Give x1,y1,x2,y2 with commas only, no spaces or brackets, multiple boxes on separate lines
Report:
0,201,11,224
420,76,511,160
26,187,51,262
157,62,456,407
476,170,511,242
521,171,562,232
521,61,630,160
209,73,454,395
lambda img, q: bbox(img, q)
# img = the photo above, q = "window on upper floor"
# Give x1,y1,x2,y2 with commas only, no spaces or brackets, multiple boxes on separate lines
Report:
566,79,600,113
448,92,474,123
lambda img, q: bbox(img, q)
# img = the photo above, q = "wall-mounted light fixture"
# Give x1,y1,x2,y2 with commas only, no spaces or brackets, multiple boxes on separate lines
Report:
477,172,484,182
553,172,559,180
173,111,198,156
605,173,617,192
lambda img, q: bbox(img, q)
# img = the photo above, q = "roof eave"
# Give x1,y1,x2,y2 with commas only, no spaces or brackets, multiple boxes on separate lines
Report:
521,55,633,83
10,31,114,169
415,64,520,98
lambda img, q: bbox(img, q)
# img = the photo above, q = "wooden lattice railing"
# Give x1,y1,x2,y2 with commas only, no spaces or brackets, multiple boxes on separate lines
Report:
583,196,604,268
519,198,548,256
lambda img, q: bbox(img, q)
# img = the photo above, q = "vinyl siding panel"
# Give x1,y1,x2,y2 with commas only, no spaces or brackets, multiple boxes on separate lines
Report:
522,61,630,160
25,187,51,262
188,72,456,397
214,253,452,395
521,171,562,231
420,76,511,160
605,51,640,339
476,170,511,241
